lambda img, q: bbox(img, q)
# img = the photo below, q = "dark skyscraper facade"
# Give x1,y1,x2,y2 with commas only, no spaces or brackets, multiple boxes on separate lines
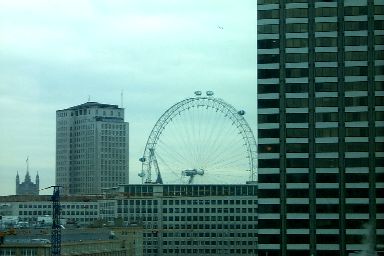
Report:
257,1,383,255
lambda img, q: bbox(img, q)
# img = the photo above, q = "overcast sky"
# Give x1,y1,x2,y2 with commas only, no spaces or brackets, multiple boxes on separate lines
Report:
0,0,256,196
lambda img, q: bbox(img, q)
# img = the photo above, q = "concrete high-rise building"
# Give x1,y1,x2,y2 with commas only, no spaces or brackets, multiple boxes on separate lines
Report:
257,1,383,255
56,102,129,195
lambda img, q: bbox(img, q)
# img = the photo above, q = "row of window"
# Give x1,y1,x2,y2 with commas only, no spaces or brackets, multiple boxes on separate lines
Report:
160,248,257,255
259,142,384,153
258,21,384,34
258,81,384,93
259,173,384,183
162,215,256,222
258,233,374,245
258,96,374,108
259,188,381,199
258,6,384,19
162,207,256,214
259,203,382,214
258,35,384,49
259,157,384,168
259,66,384,79
258,111,384,123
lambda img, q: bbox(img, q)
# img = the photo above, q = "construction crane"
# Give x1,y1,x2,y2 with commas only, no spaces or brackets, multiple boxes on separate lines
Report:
41,186,62,256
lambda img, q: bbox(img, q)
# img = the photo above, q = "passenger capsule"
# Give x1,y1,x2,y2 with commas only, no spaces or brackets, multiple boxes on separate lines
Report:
238,110,245,115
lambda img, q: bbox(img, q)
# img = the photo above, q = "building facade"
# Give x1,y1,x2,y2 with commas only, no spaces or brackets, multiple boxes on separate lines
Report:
111,184,258,256
0,184,258,256
16,171,39,196
257,0,383,255
56,102,129,195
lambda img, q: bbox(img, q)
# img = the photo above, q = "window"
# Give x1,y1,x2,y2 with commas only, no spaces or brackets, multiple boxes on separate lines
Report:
345,36,367,46
286,23,308,33
259,144,279,153
345,112,368,122
286,8,308,18
258,39,279,49
345,67,368,76
258,84,279,94
315,22,337,32
344,6,367,16
345,97,368,107
258,69,279,79
345,158,369,167
258,24,279,34
286,158,308,168
344,51,368,61
258,9,279,19
286,113,308,123
258,54,279,64
286,143,309,153
286,98,308,108
375,20,384,30
286,53,308,63
287,128,308,138
258,114,279,123
259,128,280,138
346,127,369,137
316,67,337,77
315,52,337,62
316,82,338,92
316,112,338,122
316,37,337,47
375,5,384,14
345,81,367,91
258,99,279,108
259,159,279,168
315,7,337,17
316,143,338,152
286,83,308,93
286,38,308,48
315,158,338,168
286,68,308,78
375,35,384,45
316,97,338,107
346,142,369,152
345,21,368,31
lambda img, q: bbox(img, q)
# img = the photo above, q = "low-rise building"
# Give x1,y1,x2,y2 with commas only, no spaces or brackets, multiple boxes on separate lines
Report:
1,226,143,256
0,183,258,255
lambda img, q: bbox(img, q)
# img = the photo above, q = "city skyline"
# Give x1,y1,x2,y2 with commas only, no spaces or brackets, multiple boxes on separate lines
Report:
0,1,257,195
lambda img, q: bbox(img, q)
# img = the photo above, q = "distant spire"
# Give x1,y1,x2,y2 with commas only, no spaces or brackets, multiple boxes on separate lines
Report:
25,157,31,182
16,171,20,184
26,156,29,174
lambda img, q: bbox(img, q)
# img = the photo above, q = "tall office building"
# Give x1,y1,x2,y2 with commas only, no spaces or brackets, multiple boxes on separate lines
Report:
56,102,129,195
257,1,383,255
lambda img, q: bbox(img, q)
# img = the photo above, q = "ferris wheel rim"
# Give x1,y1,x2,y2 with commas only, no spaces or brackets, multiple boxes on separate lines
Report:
139,94,257,184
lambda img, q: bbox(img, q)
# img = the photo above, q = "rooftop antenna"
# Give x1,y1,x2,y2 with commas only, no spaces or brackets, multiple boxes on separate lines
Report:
88,95,91,102
121,90,124,108
26,156,29,173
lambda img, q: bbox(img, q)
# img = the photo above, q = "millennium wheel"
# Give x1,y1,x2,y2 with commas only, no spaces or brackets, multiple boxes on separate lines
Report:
138,91,257,184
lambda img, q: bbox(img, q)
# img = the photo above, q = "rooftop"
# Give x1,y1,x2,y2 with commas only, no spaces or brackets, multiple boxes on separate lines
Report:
58,102,120,112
